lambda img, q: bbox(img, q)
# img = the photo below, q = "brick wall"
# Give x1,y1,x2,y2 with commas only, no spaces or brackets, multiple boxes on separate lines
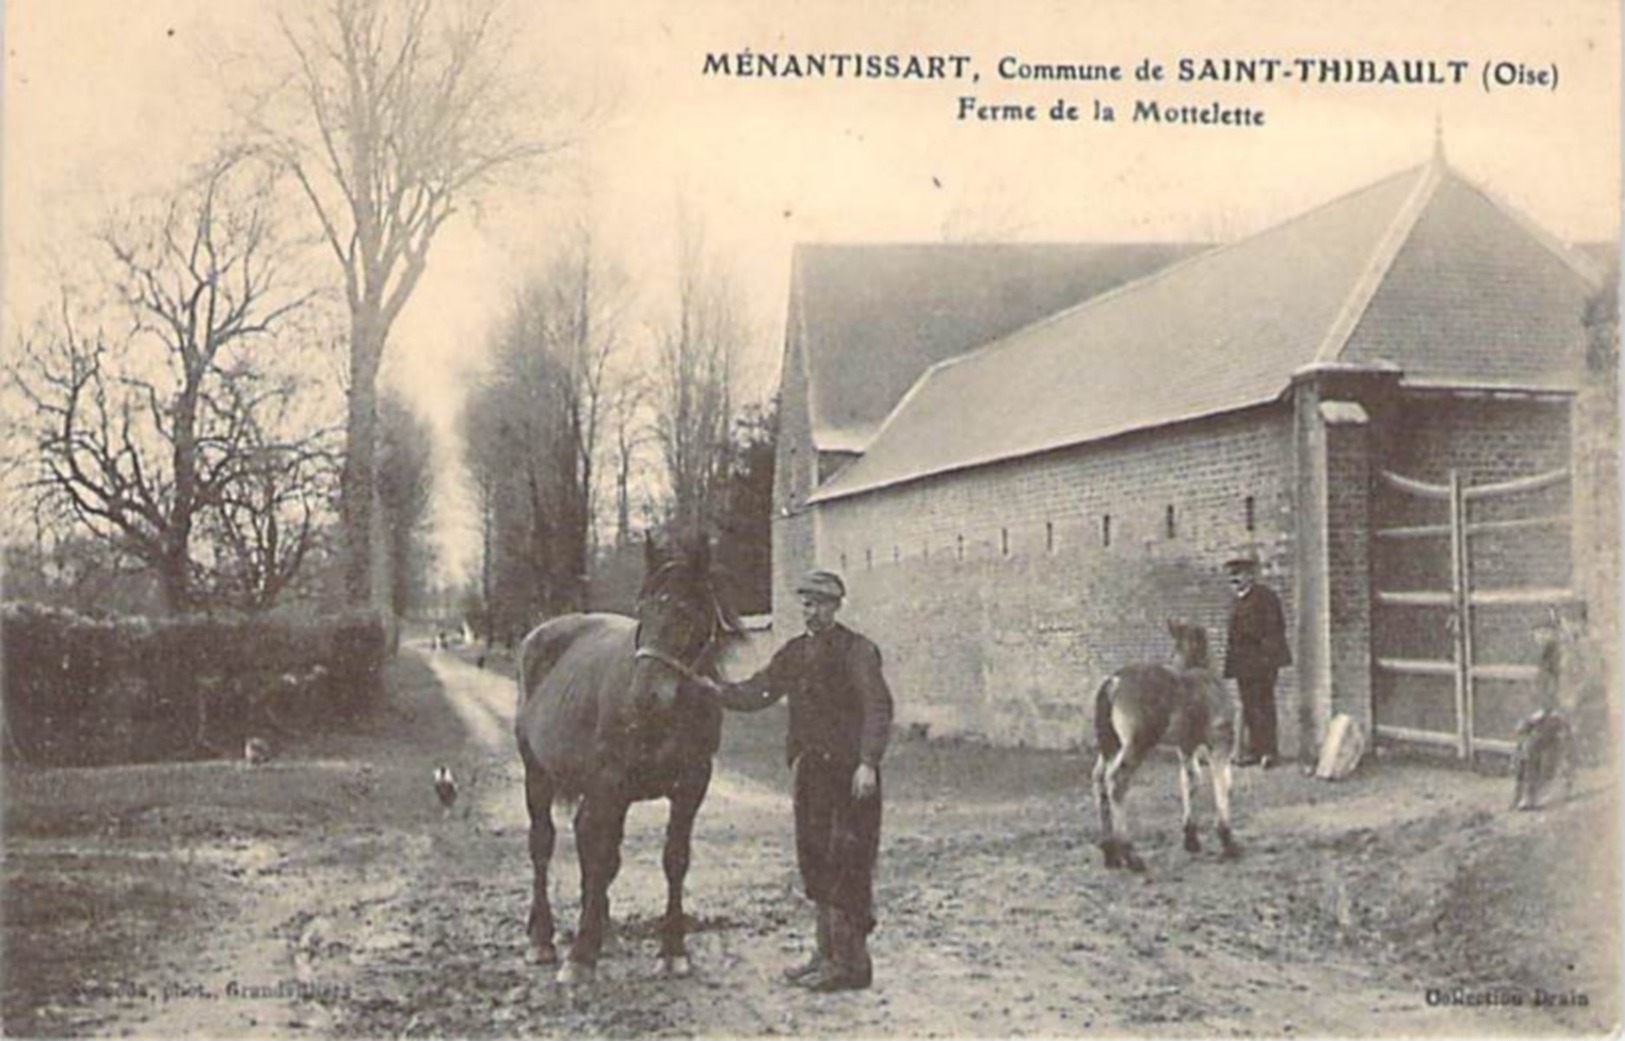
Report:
1373,392,1572,592
1322,403,1375,737
811,406,1298,750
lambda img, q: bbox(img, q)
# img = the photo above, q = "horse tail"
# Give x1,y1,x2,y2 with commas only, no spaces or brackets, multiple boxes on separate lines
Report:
1094,675,1122,759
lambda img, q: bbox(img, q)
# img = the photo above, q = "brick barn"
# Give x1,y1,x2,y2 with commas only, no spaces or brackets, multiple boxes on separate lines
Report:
772,151,1607,759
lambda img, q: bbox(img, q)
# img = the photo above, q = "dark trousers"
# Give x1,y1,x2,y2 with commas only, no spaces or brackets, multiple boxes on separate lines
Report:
793,753,882,932
1237,670,1279,759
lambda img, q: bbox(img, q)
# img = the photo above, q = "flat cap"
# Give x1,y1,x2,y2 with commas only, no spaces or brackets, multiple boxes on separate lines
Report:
795,569,846,600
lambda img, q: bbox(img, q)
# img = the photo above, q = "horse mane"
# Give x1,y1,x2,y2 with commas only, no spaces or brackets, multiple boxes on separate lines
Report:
1166,620,1212,672
639,553,745,639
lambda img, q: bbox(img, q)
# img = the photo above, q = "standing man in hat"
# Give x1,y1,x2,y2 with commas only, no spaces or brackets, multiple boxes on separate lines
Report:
698,569,893,992
1223,554,1291,768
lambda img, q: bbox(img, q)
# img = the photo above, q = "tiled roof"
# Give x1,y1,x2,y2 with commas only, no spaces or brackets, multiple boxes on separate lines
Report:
790,242,1206,451
1576,242,1619,272
810,160,1601,504
1343,175,1600,385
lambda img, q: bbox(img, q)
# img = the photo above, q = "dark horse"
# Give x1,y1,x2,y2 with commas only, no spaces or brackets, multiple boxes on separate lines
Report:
515,536,741,984
1092,619,1241,873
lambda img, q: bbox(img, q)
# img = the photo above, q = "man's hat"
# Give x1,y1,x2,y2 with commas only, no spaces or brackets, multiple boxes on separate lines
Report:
1223,549,1260,573
795,569,846,601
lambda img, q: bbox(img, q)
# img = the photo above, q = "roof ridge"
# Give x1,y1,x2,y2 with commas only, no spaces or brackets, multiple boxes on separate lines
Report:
845,161,1430,446
1316,160,1442,365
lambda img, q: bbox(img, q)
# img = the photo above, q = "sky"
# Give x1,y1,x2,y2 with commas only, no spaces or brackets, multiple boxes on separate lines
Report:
5,0,1619,579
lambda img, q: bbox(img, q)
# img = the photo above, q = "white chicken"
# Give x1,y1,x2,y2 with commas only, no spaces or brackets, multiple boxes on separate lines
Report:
433,766,458,814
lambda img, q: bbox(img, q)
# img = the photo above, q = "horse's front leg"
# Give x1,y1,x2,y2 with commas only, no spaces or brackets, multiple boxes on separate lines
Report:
1211,754,1241,859
561,791,629,984
660,764,712,977
1178,750,1201,854
522,756,559,966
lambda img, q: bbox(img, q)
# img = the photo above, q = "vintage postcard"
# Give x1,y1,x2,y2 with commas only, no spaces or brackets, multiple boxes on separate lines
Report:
2,0,1619,1038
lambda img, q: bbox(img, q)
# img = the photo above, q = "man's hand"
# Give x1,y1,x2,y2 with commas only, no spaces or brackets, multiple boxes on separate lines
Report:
851,762,877,800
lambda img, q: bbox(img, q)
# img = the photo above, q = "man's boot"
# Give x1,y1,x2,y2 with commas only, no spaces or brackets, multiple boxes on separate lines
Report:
782,905,830,984
807,909,872,992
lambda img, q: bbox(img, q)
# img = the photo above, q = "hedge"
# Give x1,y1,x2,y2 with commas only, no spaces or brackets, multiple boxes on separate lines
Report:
1,603,389,768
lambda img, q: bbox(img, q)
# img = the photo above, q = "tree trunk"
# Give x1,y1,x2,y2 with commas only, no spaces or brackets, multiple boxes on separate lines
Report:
158,550,193,616
343,313,384,607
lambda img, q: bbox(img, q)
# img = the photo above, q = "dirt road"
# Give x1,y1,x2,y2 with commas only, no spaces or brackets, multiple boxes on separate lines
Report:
4,647,1617,1038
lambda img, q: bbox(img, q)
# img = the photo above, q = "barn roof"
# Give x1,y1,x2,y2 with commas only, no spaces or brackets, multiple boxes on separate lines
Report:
810,158,1604,504
790,242,1207,452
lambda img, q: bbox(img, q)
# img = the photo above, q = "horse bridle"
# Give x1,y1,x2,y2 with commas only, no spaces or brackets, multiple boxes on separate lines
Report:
632,645,711,685
631,589,726,686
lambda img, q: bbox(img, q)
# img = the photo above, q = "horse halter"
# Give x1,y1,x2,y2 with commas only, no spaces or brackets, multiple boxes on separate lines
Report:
631,588,724,686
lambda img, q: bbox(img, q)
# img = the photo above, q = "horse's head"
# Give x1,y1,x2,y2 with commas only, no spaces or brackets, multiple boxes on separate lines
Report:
632,533,743,708
1165,618,1212,672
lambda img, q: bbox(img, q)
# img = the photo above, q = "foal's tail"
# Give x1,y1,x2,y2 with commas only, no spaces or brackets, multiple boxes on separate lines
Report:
1093,675,1122,759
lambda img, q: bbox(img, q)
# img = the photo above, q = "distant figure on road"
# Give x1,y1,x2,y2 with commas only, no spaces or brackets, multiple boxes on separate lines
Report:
1223,552,1291,768
700,569,894,993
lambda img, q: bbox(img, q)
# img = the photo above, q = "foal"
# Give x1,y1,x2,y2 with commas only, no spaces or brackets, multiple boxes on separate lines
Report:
1092,620,1240,872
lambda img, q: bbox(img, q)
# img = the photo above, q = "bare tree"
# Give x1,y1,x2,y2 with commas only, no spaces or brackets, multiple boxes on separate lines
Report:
205,429,339,612
652,207,748,535
460,369,537,641
376,388,437,618
602,369,652,547
12,152,317,613
270,0,562,608
458,229,629,633
531,228,629,575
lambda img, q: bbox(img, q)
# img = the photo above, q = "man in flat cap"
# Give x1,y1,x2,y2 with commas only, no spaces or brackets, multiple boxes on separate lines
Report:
700,569,893,992
1223,552,1291,768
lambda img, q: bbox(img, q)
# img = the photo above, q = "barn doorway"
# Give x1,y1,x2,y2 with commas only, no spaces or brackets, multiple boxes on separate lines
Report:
1371,465,1574,760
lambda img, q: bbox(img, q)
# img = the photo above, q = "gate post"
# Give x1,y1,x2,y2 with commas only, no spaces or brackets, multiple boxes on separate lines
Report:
1291,362,1403,758
1447,470,1476,761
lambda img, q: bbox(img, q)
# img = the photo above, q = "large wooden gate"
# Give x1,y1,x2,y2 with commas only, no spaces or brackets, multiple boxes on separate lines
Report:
1372,466,1574,759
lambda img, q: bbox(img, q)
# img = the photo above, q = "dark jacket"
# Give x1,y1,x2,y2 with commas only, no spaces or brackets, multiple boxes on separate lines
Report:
1224,583,1292,679
716,623,894,768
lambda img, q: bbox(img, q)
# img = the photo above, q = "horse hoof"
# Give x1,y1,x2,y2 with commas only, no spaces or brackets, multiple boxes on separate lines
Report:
1183,829,1202,854
661,954,693,978
528,943,559,966
557,960,595,985
1219,841,1243,861
1123,850,1148,874
1101,842,1123,869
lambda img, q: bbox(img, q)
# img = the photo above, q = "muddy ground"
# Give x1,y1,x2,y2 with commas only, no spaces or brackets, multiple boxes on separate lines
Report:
3,646,1618,1039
